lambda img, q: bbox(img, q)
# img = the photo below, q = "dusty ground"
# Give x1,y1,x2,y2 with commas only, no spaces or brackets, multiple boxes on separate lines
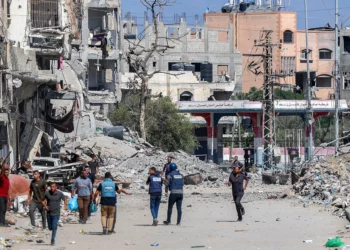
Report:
6,186,350,250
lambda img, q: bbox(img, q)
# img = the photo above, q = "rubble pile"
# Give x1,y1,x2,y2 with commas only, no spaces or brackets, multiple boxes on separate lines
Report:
99,149,262,189
293,154,350,219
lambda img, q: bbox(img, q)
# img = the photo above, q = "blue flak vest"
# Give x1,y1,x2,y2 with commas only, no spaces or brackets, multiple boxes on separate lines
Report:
169,171,184,191
101,178,116,198
149,174,162,194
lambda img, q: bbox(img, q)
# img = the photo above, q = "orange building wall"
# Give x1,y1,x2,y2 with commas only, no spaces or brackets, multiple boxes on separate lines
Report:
205,12,335,100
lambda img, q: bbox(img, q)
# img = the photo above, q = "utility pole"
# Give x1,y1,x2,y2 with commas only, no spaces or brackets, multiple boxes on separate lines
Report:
262,30,275,171
304,0,313,161
243,30,286,173
335,0,340,153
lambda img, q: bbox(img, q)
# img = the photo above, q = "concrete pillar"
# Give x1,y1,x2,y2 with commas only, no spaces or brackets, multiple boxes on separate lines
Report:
207,115,218,163
217,124,224,163
204,23,208,54
253,113,263,166
237,112,263,165
302,112,328,160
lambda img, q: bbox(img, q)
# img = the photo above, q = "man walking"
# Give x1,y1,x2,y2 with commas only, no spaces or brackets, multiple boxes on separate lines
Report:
71,170,92,224
228,166,249,221
42,183,67,246
231,156,243,169
0,167,10,227
85,166,96,220
146,167,162,226
162,155,174,197
27,170,47,230
163,163,183,226
94,172,131,235
88,155,100,176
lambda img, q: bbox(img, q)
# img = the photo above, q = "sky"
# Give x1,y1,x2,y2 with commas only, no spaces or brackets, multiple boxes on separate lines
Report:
122,0,350,30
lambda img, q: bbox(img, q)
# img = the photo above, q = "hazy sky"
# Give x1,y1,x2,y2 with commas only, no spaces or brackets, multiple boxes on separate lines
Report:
122,0,350,29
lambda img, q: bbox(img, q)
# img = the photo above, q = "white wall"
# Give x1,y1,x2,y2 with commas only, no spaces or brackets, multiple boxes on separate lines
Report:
8,0,28,48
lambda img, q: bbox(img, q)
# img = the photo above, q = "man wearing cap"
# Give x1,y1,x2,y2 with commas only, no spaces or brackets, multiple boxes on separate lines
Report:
163,163,184,226
162,155,174,197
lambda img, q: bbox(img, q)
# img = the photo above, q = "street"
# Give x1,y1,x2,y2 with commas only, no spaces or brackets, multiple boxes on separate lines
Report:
10,188,348,250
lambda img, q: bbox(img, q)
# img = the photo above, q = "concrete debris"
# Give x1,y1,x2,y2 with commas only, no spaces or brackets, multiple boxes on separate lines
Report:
98,149,231,188
293,154,350,221
5,213,17,225
184,173,203,185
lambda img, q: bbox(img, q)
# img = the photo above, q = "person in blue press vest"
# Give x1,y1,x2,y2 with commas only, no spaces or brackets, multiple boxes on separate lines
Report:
163,163,184,226
94,172,131,235
146,167,162,226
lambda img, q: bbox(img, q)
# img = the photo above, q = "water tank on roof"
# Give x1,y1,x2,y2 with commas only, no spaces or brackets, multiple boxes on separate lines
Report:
239,2,247,12
184,64,195,72
221,3,233,13
200,63,213,82
171,63,184,71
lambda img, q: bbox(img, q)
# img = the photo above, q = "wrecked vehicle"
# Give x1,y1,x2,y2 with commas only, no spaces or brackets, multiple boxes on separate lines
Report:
29,157,85,185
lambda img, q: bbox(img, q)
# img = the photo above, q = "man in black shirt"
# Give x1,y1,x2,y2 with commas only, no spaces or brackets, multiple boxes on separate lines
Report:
228,166,249,221
88,155,99,176
42,183,67,246
27,170,47,230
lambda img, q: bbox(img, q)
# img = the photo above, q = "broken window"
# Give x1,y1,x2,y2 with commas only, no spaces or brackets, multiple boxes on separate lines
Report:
344,36,350,53
179,91,193,101
31,0,58,28
300,49,312,60
283,30,293,43
316,75,332,88
343,72,350,89
319,49,332,60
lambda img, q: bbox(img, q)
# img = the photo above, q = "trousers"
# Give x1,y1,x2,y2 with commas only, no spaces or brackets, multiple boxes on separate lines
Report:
78,196,90,221
150,195,161,219
167,193,183,224
0,196,7,224
233,194,244,219
47,215,60,243
29,200,47,229
101,205,116,231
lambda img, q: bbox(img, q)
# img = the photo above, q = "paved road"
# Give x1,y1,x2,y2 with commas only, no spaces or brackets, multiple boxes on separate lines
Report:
11,191,349,250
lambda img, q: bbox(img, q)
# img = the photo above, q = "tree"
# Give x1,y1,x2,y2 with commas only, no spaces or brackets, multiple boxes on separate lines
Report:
124,0,180,140
109,95,198,153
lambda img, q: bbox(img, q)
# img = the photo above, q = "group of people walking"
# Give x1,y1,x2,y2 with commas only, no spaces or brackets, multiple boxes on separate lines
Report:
146,154,184,226
0,153,249,246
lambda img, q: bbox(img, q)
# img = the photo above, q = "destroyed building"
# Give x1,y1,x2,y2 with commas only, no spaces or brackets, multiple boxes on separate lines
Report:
340,28,350,104
75,0,123,117
0,0,14,165
4,0,83,163
120,13,242,102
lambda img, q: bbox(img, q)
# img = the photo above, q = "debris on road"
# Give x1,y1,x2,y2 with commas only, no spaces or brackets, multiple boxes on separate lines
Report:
325,237,345,248
293,154,350,221
303,240,313,243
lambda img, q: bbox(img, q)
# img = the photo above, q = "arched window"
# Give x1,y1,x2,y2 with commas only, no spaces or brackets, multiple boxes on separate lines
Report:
179,91,193,101
319,49,332,60
316,74,332,88
283,30,293,43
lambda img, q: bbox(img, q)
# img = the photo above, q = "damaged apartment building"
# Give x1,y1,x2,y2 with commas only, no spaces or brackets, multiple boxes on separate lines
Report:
76,0,122,116
340,28,350,104
6,0,85,163
120,13,242,102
